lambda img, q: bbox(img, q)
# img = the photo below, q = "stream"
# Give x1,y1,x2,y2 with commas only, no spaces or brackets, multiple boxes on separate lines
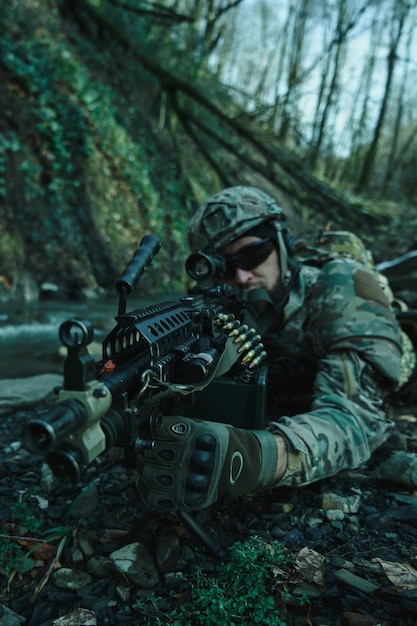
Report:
0,293,176,379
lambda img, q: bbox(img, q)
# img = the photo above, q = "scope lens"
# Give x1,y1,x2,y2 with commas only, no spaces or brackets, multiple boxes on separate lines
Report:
185,252,225,281
193,258,211,280
185,253,209,280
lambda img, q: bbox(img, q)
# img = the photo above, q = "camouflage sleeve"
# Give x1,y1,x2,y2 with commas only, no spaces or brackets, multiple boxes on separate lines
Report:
268,349,395,487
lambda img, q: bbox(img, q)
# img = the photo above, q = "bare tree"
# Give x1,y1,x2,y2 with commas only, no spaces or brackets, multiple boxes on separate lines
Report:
356,0,410,191
72,0,392,236
378,0,417,196
76,0,417,202
307,0,367,169
170,0,244,63
337,7,381,186
273,0,312,143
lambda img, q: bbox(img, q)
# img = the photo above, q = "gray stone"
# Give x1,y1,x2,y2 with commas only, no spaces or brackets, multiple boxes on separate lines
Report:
52,607,97,625
322,492,361,513
377,451,417,488
325,509,345,522
86,555,114,579
0,374,62,415
115,584,131,602
155,529,181,573
51,567,92,591
109,542,159,588
0,604,25,625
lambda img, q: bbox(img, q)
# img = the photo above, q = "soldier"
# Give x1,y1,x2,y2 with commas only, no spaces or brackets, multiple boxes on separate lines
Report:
136,186,414,512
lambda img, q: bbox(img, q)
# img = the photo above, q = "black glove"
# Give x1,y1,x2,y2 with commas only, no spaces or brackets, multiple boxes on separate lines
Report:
135,413,278,512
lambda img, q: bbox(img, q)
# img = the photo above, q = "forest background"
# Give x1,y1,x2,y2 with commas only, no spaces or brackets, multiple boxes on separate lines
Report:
1,0,416,300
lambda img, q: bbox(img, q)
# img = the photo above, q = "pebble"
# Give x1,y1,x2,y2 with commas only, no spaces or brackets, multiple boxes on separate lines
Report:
51,568,92,591
155,528,182,573
340,611,380,626
325,508,345,521
164,571,186,589
0,605,25,626
305,526,325,541
86,556,114,578
322,491,361,513
115,584,131,602
2,402,417,625
52,608,97,625
109,542,159,588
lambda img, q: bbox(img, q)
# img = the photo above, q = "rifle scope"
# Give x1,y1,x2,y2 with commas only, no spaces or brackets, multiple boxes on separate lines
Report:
185,251,226,281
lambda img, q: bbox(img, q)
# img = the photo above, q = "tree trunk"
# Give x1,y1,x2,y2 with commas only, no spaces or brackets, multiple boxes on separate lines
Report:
356,3,407,192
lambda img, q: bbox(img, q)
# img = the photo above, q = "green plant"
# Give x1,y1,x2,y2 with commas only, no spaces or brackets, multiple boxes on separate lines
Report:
0,489,44,577
133,592,169,626
10,491,42,533
133,536,304,625
0,489,74,582
0,534,35,577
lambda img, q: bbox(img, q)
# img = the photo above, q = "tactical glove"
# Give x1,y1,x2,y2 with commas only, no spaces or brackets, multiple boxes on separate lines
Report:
135,414,278,512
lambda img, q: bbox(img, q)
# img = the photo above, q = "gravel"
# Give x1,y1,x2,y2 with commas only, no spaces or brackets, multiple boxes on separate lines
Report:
1,404,417,625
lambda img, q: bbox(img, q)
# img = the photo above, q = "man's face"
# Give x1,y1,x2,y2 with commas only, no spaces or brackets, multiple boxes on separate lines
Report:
219,235,283,300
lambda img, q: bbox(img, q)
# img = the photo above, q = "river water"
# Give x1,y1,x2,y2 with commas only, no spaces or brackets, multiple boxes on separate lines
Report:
0,293,176,379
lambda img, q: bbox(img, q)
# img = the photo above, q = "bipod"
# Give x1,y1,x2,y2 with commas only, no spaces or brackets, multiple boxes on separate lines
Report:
124,506,228,559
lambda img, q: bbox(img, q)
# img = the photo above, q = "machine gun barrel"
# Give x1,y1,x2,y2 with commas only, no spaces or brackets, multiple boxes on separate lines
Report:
22,351,150,457
29,404,135,484
22,399,87,455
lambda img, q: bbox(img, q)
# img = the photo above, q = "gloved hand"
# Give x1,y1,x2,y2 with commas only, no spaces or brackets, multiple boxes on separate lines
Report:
135,413,278,512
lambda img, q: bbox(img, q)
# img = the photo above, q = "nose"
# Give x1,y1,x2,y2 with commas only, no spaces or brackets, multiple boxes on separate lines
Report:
233,267,253,287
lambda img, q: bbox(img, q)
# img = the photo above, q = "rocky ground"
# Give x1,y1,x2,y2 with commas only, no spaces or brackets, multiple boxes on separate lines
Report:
1,381,417,626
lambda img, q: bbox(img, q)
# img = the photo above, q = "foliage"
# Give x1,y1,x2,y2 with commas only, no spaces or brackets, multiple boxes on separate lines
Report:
133,536,306,625
9,492,43,533
0,489,43,576
0,0,194,296
0,492,37,575
0,487,75,583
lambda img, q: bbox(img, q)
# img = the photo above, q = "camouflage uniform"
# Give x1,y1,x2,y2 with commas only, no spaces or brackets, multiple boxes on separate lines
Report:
262,259,403,487
188,186,412,488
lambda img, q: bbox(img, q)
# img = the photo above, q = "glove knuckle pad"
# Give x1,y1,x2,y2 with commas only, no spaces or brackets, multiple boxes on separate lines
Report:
195,433,217,451
189,449,215,472
186,472,210,492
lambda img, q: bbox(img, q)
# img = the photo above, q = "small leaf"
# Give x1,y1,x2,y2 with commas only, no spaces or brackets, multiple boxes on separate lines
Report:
14,555,36,573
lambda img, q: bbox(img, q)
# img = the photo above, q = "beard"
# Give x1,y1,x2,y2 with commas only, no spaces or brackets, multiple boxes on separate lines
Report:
244,276,288,329
269,276,287,306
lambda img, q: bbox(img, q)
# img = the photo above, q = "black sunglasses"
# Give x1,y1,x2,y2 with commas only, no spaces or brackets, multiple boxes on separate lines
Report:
223,238,276,279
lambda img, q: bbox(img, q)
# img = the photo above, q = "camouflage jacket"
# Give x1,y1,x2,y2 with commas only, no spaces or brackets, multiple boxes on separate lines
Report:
261,258,405,487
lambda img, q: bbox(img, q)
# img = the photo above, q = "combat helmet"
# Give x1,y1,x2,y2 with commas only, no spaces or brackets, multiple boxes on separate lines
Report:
188,186,298,287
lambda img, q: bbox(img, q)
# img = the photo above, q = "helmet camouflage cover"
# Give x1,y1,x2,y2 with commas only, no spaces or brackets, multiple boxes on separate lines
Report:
188,186,295,284
188,186,286,251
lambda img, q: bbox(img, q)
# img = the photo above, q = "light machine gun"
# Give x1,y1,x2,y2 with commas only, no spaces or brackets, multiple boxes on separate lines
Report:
22,235,268,486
